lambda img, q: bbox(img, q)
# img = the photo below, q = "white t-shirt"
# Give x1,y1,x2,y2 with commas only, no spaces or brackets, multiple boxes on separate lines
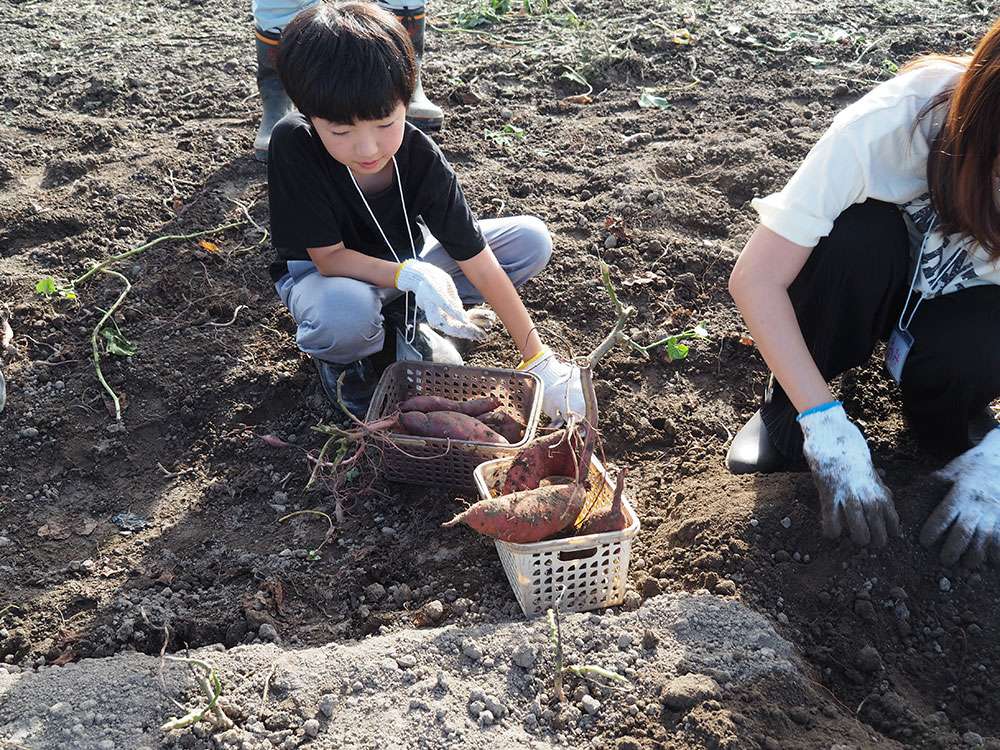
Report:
752,60,1000,297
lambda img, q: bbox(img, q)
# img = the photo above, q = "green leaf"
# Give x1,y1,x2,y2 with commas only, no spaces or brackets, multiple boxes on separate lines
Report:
638,90,670,110
561,69,589,89
666,340,689,361
101,327,137,357
35,277,58,297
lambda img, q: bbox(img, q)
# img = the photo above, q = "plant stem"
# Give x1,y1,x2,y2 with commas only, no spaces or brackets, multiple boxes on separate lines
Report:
588,261,635,367
91,269,131,421
71,222,243,288
547,607,566,703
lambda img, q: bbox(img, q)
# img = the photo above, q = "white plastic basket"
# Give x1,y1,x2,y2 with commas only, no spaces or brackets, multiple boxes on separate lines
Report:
473,454,640,617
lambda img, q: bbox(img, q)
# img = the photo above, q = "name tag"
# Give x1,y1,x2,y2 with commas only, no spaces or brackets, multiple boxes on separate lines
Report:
885,327,914,384
395,325,423,362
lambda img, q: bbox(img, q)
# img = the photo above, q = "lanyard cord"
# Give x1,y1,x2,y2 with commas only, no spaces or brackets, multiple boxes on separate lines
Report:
347,157,419,343
896,217,966,331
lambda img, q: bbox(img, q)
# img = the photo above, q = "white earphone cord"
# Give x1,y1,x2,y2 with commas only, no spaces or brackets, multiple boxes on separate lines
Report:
348,157,419,344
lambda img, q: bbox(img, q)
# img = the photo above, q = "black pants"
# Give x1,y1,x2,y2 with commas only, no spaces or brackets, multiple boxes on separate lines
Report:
762,199,1000,460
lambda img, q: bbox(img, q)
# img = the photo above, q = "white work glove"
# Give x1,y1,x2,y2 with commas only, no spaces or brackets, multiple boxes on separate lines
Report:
395,260,485,340
920,428,1000,567
519,348,585,424
798,401,901,548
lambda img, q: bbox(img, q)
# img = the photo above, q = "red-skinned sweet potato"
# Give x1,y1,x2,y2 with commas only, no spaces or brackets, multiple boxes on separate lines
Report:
500,429,581,495
576,469,628,535
476,410,526,444
399,410,508,443
397,395,500,416
442,483,585,543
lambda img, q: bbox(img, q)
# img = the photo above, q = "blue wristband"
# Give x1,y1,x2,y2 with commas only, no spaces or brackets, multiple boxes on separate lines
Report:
796,400,842,422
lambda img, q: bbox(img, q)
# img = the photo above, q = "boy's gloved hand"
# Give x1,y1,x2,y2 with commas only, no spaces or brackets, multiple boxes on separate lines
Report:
518,349,585,424
395,260,485,340
798,402,901,548
920,428,1000,567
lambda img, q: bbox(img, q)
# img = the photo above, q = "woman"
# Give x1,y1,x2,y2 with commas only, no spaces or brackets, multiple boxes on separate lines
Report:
727,17,1000,567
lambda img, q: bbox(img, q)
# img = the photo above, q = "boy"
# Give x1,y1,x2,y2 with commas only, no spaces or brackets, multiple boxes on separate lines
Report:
251,0,444,162
267,1,584,420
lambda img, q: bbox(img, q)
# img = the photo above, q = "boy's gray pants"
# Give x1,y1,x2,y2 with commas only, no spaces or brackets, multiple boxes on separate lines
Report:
275,216,553,365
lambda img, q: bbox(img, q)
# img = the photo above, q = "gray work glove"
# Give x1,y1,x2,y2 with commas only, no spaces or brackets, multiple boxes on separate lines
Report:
798,402,901,547
920,428,1000,567
395,260,485,340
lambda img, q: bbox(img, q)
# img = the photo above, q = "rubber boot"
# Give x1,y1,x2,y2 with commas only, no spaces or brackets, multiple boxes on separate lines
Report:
254,30,294,162
381,3,444,133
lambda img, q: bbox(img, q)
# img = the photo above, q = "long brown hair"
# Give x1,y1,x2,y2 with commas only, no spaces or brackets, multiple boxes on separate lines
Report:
906,18,1000,260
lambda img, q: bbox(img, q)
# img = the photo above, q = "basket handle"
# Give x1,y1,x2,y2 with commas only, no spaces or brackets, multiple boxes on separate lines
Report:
557,547,598,562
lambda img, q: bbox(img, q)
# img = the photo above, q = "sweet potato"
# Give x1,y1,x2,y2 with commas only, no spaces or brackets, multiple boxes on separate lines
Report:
576,469,628,535
477,410,526,444
442,483,586,543
397,395,500,416
399,410,508,443
500,429,580,495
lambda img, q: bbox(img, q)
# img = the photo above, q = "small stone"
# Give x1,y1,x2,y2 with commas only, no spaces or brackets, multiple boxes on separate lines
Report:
939,577,952,592
478,710,495,727
484,695,506,718
777,612,789,625
365,583,387,602
604,235,618,249
19,427,39,439
856,646,883,673
318,694,336,718
780,516,792,529
469,700,486,717
773,550,791,563
48,702,71,717
392,584,413,605
422,599,446,622
853,599,876,622
580,694,601,715
258,623,279,642
462,641,483,661
661,674,721,710
622,591,642,611
397,654,417,669
642,629,659,650
512,644,537,670
303,719,320,737
0,537,10,547
617,633,633,650
963,731,985,747
97,741,115,750
452,598,471,617
714,579,737,596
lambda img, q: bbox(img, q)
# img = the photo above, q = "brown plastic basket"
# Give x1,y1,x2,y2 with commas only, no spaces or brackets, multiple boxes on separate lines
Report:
365,361,543,489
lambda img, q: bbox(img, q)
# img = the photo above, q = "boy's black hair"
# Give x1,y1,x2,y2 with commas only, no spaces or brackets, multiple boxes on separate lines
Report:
276,2,416,124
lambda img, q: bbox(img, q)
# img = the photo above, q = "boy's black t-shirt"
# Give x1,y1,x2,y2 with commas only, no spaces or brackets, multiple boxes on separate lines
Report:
266,113,486,283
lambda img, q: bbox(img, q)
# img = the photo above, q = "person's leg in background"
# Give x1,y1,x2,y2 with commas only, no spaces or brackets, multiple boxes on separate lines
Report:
275,261,386,415
377,0,445,132
900,284,1000,458
727,199,911,473
252,0,318,162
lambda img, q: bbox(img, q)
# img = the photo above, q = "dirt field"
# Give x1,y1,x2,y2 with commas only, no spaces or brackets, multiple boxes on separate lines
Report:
3,0,1000,747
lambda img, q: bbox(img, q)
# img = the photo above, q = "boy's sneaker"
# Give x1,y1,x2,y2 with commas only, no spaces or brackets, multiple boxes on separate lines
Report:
314,357,378,419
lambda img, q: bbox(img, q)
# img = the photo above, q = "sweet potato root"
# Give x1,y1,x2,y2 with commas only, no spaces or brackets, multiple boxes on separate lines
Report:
399,410,508,443
398,395,500,416
477,410,526,444
576,469,628,535
442,484,585,543
500,429,580,495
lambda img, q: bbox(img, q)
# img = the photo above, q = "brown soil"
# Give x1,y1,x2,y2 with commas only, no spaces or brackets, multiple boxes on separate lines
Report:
2,0,999,747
